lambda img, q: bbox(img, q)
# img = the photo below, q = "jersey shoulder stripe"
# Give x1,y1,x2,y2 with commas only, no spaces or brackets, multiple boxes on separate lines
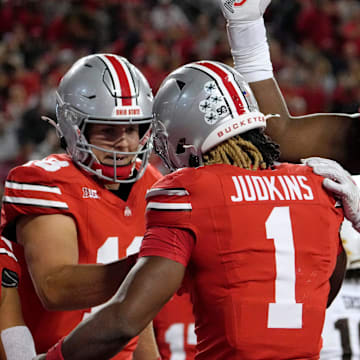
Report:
146,187,189,199
3,196,69,210
146,186,192,212
0,237,14,252
0,248,17,262
4,172,69,210
146,201,192,211
5,180,62,194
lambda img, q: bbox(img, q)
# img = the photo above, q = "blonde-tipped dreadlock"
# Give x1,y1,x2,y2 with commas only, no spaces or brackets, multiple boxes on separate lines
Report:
203,134,267,170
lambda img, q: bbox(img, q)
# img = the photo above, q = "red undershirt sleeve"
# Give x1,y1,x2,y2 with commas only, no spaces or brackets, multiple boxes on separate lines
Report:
139,226,195,267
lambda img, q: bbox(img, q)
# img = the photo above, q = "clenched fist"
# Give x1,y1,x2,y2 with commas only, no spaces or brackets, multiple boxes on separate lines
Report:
218,0,271,21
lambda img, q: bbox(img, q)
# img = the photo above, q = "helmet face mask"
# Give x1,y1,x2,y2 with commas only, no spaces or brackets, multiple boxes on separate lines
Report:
56,54,154,183
153,120,192,171
153,60,267,171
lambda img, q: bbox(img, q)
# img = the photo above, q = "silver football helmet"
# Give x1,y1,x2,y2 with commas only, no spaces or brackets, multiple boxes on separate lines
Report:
55,54,154,183
153,60,267,171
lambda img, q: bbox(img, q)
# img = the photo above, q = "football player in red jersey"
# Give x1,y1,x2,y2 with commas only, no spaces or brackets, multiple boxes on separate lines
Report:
36,60,348,360
0,236,36,360
153,1,360,357
0,54,160,359
153,293,196,360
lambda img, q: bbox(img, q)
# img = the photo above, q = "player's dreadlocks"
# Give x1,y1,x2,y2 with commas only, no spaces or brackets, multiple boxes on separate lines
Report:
203,129,280,170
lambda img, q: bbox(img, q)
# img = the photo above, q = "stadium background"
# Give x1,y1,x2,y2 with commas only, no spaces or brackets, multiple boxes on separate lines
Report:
0,0,359,198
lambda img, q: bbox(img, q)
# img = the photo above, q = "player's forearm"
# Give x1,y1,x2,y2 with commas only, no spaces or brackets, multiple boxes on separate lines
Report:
41,257,184,359
34,300,144,360
56,302,139,360
250,78,357,168
133,322,160,360
39,255,136,311
249,78,290,139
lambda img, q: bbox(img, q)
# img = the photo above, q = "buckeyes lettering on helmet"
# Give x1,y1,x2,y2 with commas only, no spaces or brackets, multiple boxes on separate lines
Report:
153,60,266,171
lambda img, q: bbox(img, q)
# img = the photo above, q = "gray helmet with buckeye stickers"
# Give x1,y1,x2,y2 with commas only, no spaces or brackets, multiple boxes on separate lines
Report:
152,60,267,171
55,54,154,183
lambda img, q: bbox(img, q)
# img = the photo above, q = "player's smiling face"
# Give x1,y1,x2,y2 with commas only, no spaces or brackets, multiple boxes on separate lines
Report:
87,123,140,166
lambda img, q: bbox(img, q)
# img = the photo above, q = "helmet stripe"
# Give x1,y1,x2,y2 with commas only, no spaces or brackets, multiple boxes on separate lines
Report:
195,61,246,115
104,55,133,106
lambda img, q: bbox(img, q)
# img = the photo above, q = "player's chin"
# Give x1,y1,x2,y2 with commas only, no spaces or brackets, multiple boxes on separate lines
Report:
102,158,133,167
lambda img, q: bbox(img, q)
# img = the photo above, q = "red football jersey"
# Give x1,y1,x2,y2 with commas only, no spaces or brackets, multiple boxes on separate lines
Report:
142,163,344,360
0,154,161,357
153,293,196,360
0,236,20,297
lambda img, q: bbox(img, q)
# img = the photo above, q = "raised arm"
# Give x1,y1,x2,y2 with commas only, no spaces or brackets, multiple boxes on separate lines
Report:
218,0,360,172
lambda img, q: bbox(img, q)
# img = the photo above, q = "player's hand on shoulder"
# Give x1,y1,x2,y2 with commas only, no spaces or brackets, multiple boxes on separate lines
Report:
218,0,271,21
302,157,360,232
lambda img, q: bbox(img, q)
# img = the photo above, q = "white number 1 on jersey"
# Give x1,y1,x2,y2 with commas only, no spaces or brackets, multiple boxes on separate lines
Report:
265,206,303,329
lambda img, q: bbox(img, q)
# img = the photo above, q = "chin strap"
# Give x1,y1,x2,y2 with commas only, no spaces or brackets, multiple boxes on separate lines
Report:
41,115,64,137
41,115,68,149
91,162,135,181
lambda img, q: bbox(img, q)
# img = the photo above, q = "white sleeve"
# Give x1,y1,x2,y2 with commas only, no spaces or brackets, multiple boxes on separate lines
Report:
218,0,273,82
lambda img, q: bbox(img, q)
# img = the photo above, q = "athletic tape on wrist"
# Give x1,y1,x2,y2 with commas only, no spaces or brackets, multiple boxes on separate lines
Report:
1,325,36,359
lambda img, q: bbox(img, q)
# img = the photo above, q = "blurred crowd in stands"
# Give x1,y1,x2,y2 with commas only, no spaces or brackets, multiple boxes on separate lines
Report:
0,0,359,198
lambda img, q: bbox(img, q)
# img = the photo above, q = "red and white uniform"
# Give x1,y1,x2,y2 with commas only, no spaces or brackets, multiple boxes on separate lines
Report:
0,236,20,293
0,153,161,358
153,293,196,360
140,163,344,360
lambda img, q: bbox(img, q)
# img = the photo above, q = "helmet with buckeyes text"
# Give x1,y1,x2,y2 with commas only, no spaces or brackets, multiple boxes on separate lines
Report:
56,54,154,183
152,60,266,171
